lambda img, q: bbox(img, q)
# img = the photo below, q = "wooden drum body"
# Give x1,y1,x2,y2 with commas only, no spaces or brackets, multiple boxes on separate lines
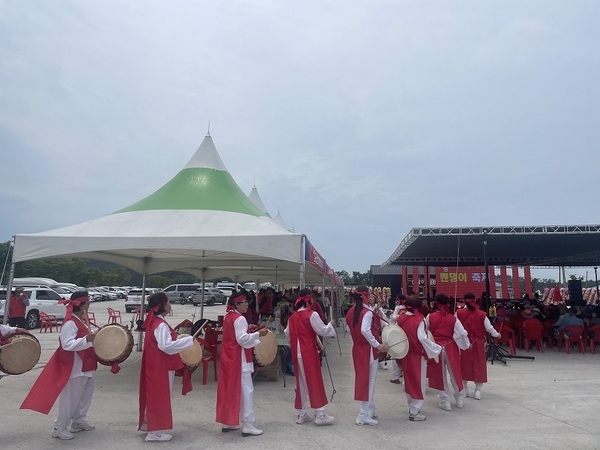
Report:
253,331,277,366
0,332,41,375
178,335,203,370
382,324,409,360
94,324,134,364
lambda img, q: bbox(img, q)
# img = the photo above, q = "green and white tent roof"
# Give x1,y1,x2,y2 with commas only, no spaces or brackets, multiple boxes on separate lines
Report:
12,135,327,284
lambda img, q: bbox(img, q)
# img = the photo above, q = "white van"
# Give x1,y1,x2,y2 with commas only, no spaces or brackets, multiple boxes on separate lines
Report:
163,284,203,302
13,277,60,288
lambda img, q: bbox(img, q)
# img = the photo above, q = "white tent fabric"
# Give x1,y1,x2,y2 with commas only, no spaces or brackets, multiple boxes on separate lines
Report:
274,211,291,232
248,185,271,218
11,134,334,286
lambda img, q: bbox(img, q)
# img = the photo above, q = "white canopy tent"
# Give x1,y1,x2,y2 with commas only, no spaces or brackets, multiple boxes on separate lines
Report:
4,134,340,329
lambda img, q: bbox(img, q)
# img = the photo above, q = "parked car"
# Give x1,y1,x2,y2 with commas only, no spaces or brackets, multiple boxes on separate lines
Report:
192,287,227,306
216,282,242,299
163,284,203,302
94,286,118,300
0,287,67,329
87,288,108,302
124,288,160,313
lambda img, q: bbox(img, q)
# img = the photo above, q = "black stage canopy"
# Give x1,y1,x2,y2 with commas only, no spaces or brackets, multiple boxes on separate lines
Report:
382,224,600,267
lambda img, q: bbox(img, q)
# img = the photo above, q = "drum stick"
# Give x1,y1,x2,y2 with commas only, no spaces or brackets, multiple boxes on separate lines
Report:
316,335,324,352
192,319,210,338
84,314,93,334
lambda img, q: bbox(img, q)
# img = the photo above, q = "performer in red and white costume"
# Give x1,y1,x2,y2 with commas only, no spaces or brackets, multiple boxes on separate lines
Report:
389,294,407,384
138,292,194,442
21,291,97,440
345,285,387,426
397,295,441,422
425,294,470,411
456,292,499,400
216,291,268,437
284,288,336,425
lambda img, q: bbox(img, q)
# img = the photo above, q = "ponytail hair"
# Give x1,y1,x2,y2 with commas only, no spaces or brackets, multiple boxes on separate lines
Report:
352,285,369,327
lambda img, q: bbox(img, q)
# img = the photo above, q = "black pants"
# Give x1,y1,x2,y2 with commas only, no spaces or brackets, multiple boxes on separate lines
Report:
8,317,27,328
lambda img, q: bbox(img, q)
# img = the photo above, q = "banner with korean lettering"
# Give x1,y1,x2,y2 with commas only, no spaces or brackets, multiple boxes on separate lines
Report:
305,239,326,274
435,266,489,298
326,265,334,279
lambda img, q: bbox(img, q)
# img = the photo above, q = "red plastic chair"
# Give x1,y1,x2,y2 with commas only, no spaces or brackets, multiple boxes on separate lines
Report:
107,307,122,324
198,327,219,385
557,325,585,354
39,312,59,333
541,322,554,349
522,319,544,352
494,323,516,355
86,311,96,327
587,325,600,354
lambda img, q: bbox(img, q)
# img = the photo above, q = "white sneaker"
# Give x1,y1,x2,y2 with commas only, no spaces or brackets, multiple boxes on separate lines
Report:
70,420,95,432
221,425,240,432
378,361,388,370
356,414,378,426
409,413,426,422
52,427,74,440
145,432,172,442
456,397,464,408
474,390,481,400
438,400,452,411
296,413,313,424
314,413,334,425
241,423,263,437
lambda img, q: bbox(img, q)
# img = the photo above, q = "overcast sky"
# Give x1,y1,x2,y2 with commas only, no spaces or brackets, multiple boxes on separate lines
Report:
1,1,599,277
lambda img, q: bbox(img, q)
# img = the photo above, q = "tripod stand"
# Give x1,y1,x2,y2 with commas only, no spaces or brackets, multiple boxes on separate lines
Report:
486,339,535,365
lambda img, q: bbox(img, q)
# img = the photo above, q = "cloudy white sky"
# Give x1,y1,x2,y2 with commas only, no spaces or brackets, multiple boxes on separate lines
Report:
1,1,599,277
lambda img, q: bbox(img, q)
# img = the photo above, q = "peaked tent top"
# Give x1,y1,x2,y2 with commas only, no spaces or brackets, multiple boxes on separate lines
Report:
117,135,264,216
248,185,271,218
275,211,290,231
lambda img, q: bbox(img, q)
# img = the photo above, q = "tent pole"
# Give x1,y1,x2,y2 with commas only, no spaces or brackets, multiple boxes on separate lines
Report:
136,259,149,351
200,268,207,320
300,235,306,288
2,259,16,325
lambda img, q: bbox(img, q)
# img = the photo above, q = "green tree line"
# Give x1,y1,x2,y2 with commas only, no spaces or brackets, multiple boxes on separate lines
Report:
4,241,596,290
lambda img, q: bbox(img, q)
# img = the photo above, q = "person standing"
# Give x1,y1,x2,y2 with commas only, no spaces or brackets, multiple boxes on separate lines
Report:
426,294,470,411
389,294,406,384
216,291,268,437
345,285,386,426
397,295,441,422
285,288,336,425
456,292,500,400
138,292,194,442
21,291,97,440
8,286,29,329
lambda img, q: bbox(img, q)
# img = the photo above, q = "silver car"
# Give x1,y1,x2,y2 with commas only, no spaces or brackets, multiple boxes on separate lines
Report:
192,287,227,306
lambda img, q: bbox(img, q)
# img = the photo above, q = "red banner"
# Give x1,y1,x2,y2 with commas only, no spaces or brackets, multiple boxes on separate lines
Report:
305,239,326,274
435,266,489,298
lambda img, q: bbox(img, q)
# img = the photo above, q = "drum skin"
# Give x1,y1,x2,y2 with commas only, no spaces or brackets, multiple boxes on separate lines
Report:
382,324,409,359
0,332,41,375
253,331,277,366
94,324,134,364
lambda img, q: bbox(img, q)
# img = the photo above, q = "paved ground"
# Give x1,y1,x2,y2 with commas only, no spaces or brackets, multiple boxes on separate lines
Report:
1,301,599,449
